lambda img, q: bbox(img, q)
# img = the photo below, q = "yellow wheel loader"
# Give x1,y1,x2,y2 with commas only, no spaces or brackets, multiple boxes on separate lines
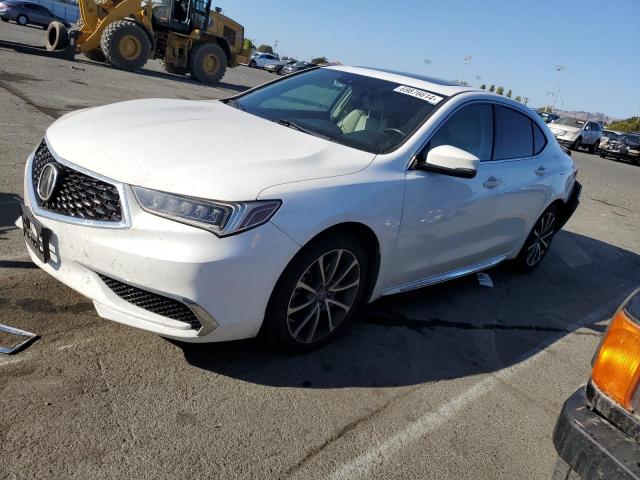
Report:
45,0,248,83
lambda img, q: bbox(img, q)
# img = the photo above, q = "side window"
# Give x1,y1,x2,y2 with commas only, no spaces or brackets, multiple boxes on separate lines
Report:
428,104,493,161
533,122,547,155
493,105,534,160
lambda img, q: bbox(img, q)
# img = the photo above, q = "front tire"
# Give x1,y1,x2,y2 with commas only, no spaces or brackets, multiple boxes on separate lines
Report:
17,14,28,26
100,20,150,71
589,140,599,154
263,234,369,352
569,137,581,151
514,206,558,273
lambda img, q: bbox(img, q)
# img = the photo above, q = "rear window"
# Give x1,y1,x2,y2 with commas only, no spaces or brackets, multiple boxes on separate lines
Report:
493,106,534,160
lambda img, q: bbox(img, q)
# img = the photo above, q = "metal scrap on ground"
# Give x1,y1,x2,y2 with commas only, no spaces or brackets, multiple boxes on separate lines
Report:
0,324,38,354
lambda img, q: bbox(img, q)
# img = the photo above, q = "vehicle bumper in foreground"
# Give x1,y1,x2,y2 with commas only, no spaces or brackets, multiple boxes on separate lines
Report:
20,152,300,343
553,385,640,480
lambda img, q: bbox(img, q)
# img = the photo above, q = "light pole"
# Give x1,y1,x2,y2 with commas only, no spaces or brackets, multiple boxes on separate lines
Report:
273,40,279,56
463,55,472,85
547,64,566,112
423,58,431,74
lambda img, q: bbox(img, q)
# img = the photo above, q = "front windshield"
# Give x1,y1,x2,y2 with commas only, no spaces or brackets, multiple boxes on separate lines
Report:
555,117,584,128
603,131,619,140
229,68,445,154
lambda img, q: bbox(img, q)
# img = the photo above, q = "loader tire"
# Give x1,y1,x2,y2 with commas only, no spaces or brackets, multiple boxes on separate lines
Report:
45,21,68,51
83,48,106,62
101,20,150,71
189,42,226,84
160,58,187,75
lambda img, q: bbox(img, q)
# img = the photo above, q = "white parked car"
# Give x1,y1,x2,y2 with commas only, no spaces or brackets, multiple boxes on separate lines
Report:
248,53,280,69
21,66,581,351
548,117,603,153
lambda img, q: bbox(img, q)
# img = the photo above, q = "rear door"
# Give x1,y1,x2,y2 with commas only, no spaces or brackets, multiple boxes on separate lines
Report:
487,105,553,254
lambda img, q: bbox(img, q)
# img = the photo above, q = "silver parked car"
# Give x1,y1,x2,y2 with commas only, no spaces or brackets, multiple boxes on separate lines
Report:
548,117,603,153
0,0,69,28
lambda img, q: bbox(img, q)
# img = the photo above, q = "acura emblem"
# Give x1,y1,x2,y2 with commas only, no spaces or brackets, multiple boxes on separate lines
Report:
37,163,62,202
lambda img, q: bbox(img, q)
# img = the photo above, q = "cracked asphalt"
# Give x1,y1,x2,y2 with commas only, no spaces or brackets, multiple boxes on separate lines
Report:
1,21,640,480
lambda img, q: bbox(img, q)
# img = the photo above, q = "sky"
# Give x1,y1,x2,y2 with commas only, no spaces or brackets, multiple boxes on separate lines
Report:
216,0,640,119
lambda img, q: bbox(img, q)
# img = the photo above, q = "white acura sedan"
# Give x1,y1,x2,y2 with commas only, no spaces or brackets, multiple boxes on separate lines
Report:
21,66,581,350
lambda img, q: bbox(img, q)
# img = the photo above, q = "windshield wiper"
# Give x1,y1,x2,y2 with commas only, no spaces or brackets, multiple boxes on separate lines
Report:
275,119,314,134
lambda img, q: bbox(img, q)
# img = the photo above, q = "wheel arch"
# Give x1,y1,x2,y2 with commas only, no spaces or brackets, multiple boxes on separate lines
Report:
280,221,382,304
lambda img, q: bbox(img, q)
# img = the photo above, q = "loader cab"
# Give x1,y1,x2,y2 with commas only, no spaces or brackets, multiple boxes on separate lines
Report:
152,0,212,34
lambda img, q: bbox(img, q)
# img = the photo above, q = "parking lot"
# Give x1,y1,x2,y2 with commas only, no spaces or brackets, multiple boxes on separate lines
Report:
1,21,640,480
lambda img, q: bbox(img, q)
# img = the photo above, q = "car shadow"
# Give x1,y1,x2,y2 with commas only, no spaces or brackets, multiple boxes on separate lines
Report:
0,192,22,236
174,230,639,389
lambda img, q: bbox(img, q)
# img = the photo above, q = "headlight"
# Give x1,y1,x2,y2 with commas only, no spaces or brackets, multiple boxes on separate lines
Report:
132,186,281,237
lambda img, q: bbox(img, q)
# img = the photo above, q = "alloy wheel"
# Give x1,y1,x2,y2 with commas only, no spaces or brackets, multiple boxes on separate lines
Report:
526,211,556,267
287,249,360,344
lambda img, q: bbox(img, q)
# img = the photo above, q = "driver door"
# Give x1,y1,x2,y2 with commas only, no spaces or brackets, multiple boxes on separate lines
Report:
388,103,509,288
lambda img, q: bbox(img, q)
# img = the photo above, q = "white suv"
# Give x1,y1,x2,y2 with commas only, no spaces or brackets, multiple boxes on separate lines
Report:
548,117,603,153
21,66,580,350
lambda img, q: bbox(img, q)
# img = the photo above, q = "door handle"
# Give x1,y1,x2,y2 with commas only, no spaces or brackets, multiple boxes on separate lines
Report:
482,177,503,189
535,166,546,177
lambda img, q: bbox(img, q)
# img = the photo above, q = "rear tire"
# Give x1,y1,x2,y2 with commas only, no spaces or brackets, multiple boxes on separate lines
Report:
189,42,226,83
17,14,28,26
249,60,256,68
45,21,68,51
160,58,187,75
100,20,150,71
83,48,106,62
262,233,369,352
1,16,8,22
589,140,599,154
513,205,558,273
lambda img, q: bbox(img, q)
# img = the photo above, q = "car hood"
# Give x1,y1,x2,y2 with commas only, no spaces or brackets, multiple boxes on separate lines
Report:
45,99,375,200
548,123,580,134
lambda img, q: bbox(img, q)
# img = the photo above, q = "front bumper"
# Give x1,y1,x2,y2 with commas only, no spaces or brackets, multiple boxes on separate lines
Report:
22,151,300,343
553,386,640,480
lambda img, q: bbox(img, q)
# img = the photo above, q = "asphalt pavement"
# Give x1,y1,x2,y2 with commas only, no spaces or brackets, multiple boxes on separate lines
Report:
1,21,639,480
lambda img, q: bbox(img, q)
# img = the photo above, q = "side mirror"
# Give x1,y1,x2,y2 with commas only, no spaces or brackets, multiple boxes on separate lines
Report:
415,145,479,179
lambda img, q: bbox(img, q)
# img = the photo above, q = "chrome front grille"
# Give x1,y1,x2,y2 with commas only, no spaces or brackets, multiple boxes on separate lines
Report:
31,140,123,222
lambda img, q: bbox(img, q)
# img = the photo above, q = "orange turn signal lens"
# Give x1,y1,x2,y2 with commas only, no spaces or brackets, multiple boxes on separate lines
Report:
592,309,640,411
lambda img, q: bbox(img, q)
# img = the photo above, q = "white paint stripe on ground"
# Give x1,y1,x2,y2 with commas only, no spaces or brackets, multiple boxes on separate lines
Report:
0,253,30,262
325,301,620,480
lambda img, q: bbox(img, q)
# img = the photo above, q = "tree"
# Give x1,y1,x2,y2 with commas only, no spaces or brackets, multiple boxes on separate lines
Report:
243,38,255,51
496,86,504,95
506,89,512,98
311,56,328,65
257,44,273,54
515,95,522,102
479,84,486,90
489,84,495,92
606,116,640,133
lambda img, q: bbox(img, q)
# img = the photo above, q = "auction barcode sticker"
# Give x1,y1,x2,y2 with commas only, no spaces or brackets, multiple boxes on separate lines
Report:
393,86,443,105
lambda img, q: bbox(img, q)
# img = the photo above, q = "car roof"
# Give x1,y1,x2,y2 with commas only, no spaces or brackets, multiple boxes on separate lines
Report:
326,65,476,96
